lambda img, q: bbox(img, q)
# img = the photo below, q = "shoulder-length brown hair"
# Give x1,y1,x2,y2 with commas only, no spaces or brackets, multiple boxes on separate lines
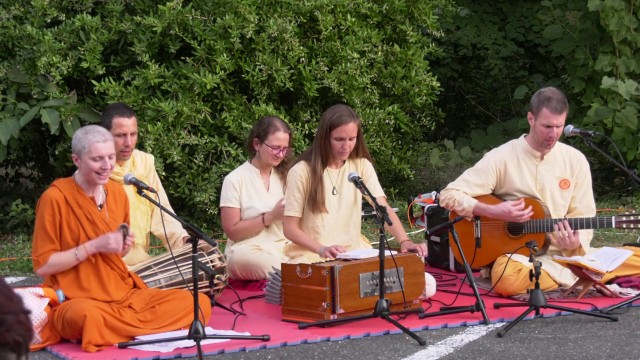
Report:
246,115,293,183
296,104,372,213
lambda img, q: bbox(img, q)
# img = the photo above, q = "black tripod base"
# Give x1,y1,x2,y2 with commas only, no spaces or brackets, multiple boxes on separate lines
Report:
297,299,427,346
118,319,270,353
117,334,270,349
493,292,618,337
601,293,640,313
419,301,490,325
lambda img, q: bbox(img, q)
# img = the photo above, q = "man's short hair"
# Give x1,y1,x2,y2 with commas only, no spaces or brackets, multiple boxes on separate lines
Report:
529,86,568,117
101,102,137,130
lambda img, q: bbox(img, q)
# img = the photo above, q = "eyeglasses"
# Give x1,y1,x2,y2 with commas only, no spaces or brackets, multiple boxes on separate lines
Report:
261,142,292,156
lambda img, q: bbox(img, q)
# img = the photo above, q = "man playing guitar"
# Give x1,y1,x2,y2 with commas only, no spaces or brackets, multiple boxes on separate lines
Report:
439,86,640,296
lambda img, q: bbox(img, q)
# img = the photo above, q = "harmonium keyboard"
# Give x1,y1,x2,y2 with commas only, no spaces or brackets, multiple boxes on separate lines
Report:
281,253,425,323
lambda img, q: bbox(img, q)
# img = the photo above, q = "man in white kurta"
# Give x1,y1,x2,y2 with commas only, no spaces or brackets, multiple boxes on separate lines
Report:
220,161,289,279
110,149,189,266
440,135,595,293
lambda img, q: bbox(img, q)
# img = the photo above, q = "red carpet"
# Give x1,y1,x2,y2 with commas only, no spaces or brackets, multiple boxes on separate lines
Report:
45,268,639,360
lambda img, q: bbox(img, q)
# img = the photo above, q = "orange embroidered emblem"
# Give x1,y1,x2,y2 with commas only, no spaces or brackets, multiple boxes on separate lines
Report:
559,179,571,190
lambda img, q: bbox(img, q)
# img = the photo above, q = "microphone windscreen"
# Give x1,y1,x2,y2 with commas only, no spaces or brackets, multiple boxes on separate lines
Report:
563,124,575,137
123,173,135,185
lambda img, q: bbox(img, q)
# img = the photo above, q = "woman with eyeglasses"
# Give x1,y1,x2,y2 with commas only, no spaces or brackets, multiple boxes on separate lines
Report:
283,104,428,264
220,115,292,280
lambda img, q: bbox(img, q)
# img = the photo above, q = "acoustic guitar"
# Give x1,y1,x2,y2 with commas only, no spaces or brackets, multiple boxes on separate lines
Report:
448,194,640,268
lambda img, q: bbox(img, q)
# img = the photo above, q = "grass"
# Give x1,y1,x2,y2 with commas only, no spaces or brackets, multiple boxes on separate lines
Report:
0,233,35,276
3,199,639,277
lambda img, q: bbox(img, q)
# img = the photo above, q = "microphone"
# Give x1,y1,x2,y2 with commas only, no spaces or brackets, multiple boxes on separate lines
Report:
347,172,366,195
347,171,392,226
425,215,465,237
123,173,157,193
526,240,539,252
563,124,602,138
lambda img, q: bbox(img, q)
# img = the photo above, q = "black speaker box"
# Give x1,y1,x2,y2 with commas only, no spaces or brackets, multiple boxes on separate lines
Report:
424,205,465,273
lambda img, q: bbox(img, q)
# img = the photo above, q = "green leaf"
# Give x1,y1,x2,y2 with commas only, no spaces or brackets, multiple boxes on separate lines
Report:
63,117,82,137
542,24,563,40
0,118,20,145
19,105,41,126
6,68,28,83
618,79,639,100
37,76,59,93
601,76,617,90
513,85,528,100
77,109,101,123
40,108,60,134
592,105,614,120
429,147,443,167
616,106,638,130
41,98,66,107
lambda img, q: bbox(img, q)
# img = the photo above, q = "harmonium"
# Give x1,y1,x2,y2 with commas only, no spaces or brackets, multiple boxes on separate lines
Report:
281,253,425,323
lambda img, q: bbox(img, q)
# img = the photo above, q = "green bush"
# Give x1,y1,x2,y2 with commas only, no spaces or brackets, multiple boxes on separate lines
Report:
432,0,640,196
0,0,456,234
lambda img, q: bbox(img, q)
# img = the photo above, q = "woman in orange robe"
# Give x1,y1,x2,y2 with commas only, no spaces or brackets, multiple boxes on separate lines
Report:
31,125,211,352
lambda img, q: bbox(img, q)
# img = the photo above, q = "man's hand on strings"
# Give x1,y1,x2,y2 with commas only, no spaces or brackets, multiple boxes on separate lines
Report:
554,219,580,251
489,198,533,223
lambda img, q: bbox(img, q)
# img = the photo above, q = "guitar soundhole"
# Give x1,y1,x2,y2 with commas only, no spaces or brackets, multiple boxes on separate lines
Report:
506,222,524,237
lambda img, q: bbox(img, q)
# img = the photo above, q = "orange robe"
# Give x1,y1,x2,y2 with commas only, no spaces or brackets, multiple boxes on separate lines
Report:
32,177,211,352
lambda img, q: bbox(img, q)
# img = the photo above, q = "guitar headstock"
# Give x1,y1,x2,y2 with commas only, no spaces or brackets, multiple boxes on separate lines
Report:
615,214,640,229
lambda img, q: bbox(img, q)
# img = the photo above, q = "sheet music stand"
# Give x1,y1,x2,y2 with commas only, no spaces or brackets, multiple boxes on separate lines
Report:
117,189,269,359
419,216,490,324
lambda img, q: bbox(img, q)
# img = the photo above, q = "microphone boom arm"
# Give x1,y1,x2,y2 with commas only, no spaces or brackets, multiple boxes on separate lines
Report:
581,136,640,187
134,189,217,248
354,179,393,227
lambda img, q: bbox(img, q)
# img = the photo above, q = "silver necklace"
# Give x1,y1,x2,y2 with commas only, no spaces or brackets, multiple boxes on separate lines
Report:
326,167,342,196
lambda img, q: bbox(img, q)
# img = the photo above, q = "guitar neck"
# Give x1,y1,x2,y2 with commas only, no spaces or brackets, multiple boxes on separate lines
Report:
525,216,614,234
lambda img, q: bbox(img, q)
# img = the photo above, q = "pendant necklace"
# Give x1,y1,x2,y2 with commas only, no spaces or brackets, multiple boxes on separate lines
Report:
326,166,342,196
73,171,107,213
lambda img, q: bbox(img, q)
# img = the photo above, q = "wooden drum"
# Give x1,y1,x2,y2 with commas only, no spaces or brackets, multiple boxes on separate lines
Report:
130,245,228,298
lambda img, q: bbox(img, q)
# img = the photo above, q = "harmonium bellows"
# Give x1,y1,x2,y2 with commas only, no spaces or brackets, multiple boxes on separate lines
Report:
281,253,425,323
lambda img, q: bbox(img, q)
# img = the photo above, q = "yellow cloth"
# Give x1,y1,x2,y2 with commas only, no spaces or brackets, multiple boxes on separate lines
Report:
602,246,640,283
220,161,289,280
111,149,189,266
284,158,383,263
31,178,211,352
491,255,559,296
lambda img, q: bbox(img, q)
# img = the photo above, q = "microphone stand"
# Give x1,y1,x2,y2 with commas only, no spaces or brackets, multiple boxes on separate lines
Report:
117,189,269,359
419,216,490,324
297,179,427,346
580,136,640,186
493,242,617,337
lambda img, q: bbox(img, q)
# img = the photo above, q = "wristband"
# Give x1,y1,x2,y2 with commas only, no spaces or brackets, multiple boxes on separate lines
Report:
262,213,268,227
